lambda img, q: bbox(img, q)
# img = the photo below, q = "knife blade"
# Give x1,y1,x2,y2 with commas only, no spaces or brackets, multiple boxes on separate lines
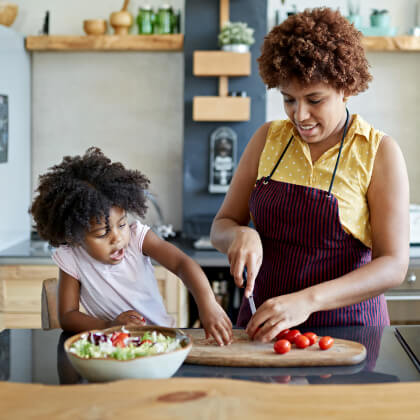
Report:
243,268,256,315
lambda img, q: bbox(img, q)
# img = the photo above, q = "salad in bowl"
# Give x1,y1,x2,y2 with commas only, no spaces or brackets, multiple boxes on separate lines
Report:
64,326,192,382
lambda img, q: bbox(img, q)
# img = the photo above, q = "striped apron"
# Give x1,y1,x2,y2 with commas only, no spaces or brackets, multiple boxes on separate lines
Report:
237,110,389,328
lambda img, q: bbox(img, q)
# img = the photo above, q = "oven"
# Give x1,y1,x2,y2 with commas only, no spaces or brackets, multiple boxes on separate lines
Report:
385,256,420,324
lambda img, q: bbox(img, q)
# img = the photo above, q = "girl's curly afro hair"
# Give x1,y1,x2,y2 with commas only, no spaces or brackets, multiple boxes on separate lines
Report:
30,147,150,247
258,7,372,96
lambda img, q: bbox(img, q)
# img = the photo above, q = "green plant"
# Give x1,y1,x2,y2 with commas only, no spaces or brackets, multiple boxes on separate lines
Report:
371,9,388,15
218,21,255,46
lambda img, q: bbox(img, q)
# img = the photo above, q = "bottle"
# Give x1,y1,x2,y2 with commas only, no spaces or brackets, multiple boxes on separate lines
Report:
137,5,155,35
155,4,173,34
172,9,181,34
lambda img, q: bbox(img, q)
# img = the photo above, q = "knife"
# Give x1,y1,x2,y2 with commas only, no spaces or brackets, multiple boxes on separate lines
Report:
243,267,256,315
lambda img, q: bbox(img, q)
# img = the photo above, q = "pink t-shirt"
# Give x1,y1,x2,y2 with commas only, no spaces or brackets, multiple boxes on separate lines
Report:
52,221,175,327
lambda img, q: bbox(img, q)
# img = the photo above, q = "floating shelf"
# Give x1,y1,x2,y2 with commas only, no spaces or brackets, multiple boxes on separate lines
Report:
193,51,251,76
362,36,420,51
193,96,250,122
25,34,184,51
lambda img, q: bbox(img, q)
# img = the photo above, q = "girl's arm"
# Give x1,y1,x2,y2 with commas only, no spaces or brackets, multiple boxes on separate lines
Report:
143,231,233,346
210,122,271,297
248,135,410,341
58,269,145,332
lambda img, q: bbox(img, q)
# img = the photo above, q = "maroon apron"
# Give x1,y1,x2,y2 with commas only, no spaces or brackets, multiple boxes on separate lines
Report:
237,111,389,328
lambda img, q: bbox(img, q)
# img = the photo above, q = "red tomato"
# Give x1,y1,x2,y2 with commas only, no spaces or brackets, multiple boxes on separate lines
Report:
274,339,291,354
295,334,310,349
285,329,301,344
140,339,152,345
303,332,318,346
319,336,334,350
112,332,129,348
276,329,290,340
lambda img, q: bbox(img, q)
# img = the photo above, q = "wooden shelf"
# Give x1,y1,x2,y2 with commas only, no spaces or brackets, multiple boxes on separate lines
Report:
25,34,184,51
362,36,420,51
193,96,250,122
193,51,251,76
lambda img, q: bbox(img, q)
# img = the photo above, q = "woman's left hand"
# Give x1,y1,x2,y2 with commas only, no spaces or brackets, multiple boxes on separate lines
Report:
245,292,313,342
198,299,233,346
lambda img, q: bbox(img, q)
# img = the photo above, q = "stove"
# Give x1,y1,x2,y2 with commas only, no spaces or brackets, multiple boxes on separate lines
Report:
395,326,420,372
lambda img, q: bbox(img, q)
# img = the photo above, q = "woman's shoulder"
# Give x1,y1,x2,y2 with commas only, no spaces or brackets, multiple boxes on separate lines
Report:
351,114,385,148
266,119,294,139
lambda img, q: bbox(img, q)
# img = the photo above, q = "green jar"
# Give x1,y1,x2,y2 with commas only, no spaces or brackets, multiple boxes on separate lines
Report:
155,4,173,34
137,5,155,35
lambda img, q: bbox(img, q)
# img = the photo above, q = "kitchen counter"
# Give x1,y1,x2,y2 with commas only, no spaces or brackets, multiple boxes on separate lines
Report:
2,326,420,385
2,238,420,267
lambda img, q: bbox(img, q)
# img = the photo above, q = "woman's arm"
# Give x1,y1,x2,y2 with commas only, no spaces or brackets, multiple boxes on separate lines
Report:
143,230,233,345
58,269,145,332
248,135,410,341
210,122,271,296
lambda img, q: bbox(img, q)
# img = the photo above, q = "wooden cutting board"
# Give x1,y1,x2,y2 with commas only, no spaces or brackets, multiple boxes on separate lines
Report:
184,329,366,367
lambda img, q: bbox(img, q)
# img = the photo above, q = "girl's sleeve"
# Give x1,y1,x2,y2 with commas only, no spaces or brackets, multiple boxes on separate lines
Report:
130,220,151,254
51,246,79,279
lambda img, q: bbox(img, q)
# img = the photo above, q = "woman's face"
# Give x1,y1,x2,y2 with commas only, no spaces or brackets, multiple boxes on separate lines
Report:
279,79,347,145
82,206,131,265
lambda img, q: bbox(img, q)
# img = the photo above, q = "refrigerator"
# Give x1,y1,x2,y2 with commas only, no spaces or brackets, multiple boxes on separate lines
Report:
0,26,31,251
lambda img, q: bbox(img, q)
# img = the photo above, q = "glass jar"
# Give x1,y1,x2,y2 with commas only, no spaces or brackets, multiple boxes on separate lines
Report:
154,4,173,34
137,5,155,35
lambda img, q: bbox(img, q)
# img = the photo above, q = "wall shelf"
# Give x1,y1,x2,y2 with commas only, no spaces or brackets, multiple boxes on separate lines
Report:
193,96,250,122
25,34,184,51
362,36,420,51
193,51,251,76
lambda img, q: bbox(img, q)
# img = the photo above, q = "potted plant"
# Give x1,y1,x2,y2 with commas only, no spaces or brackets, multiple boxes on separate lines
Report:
370,9,390,28
347,0,361,29
218,21,255,53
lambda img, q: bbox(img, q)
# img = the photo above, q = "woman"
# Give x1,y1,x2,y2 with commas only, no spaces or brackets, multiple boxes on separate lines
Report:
210,8,409,342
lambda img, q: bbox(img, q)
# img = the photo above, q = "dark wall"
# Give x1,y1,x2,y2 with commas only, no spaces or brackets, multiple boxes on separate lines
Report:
183,0,267,237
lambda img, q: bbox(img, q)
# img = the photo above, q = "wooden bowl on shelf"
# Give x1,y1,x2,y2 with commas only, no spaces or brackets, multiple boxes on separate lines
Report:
0,3,18,27
83,19,108,36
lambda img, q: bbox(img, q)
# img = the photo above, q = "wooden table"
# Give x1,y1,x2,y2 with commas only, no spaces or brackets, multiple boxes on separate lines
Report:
1,378,419,419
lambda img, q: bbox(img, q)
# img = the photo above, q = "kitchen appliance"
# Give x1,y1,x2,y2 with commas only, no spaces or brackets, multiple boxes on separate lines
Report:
0,26,31,251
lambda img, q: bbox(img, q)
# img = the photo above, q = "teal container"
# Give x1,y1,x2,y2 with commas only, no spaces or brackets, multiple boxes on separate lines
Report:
154,4,173,34
137,6,155,35
370,12,390,28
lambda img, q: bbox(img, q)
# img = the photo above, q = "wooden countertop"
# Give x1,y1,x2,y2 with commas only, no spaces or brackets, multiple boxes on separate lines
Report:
1,378,419,419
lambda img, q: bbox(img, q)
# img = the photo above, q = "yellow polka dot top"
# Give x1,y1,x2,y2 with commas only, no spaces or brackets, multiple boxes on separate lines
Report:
258,114,385,248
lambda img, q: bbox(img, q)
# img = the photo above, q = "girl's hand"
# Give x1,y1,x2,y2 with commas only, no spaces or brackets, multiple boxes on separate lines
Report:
227,227,263,298
198,299,233,346
112,310,146,327
245,291,313,342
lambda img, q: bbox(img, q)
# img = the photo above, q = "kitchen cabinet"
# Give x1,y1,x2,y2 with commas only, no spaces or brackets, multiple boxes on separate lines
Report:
0,264,188,329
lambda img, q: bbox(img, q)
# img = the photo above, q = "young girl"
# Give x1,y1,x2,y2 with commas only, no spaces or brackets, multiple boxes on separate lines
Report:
31,147,232,346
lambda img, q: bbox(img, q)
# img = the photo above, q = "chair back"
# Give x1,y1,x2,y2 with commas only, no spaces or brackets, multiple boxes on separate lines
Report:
41,278,60,329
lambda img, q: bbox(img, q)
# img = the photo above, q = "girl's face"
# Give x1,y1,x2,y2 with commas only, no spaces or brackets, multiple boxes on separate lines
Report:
83,206,130,265
280,78,348,146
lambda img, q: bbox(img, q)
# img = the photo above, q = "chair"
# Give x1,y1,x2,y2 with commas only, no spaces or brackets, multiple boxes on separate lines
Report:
41,278,60,329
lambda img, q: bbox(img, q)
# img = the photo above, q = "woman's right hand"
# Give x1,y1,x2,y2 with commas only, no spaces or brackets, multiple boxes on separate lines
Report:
227,227,263,298
112,310,146,327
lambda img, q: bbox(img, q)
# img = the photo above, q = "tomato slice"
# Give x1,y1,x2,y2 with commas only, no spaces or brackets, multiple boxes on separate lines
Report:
111,332,129,348
295,334,310,349
319,336,334,350
303,332,318,346
140,339,152,345
273,339,291,354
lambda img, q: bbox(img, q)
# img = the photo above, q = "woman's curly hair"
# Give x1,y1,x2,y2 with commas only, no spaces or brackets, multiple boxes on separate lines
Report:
30,147,150,247
258,7,372,96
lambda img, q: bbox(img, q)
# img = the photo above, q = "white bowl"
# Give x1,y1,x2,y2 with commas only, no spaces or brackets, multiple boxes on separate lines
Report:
64,326,192,382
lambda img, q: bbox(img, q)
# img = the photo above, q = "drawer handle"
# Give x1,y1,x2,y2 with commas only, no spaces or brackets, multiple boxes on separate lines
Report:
386,295,420,301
